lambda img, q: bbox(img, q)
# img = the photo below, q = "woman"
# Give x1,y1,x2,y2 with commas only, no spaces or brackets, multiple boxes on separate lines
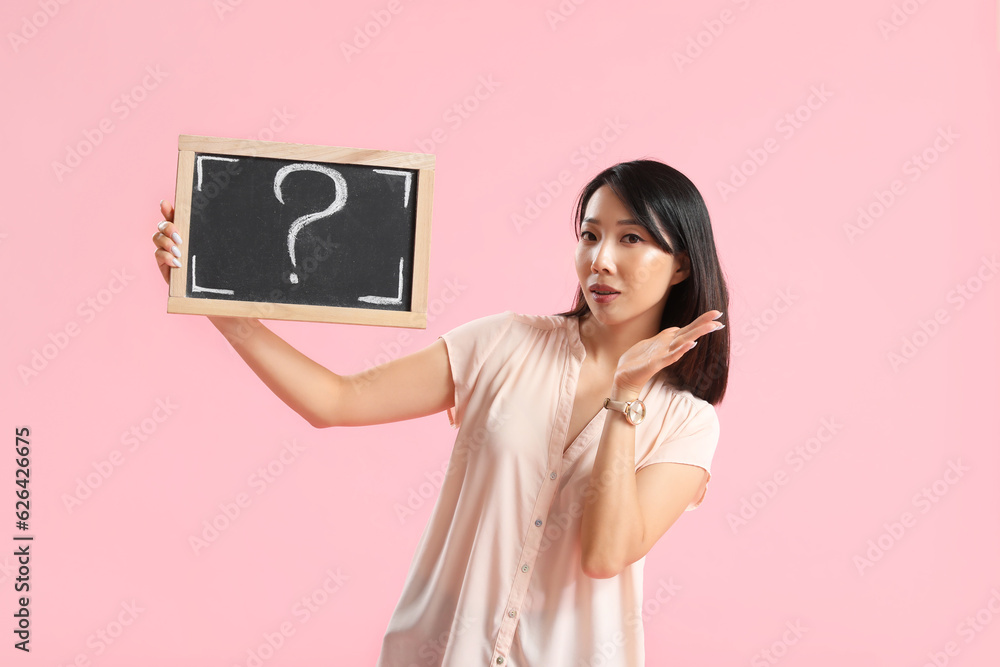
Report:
151,158,729,666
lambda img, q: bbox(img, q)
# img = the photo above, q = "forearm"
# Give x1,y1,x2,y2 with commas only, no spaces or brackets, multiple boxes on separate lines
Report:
580,382,644,579
207,315,342,428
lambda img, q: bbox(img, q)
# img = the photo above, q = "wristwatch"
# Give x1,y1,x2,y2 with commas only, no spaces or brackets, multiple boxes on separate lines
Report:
603,397,645,425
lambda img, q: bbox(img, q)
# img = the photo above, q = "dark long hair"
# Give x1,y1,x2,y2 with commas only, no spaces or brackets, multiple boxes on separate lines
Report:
555,159,730,405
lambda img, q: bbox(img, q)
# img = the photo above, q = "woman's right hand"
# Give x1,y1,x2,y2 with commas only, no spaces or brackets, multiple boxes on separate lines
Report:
152,199,183,286
151,199,244,333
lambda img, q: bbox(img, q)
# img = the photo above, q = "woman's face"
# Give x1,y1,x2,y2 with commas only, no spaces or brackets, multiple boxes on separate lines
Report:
574,185,688,328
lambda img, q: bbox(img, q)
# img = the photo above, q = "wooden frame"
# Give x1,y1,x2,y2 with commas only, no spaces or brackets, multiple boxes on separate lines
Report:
168,134,435,328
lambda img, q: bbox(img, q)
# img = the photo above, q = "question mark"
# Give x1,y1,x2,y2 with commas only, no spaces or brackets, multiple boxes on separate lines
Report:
273,163,348,284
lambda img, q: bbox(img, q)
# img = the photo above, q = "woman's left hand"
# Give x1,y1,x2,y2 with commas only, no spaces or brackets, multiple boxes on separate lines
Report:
612,310,725,395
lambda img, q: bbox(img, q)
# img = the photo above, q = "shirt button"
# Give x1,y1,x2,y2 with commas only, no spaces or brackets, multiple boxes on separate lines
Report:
508,609,516,618
521,564,529,572
549,472,557,480
535,519,542,527
496,658,505,664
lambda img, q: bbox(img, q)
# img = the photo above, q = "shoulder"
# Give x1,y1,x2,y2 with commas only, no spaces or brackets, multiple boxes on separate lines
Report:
439,310,513,336
438,310,578,361
443,310,575,336
645,379,720,436
647,375,714,410
505,311,582,354
509,311,575,333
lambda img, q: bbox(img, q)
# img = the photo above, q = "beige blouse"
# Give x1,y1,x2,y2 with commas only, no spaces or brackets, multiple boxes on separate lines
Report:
377,310,720,666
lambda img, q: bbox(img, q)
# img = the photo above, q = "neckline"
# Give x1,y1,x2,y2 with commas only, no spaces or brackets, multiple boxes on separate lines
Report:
564,409,605,456
560,315,597,458
566,312,660,401
567,314,586,359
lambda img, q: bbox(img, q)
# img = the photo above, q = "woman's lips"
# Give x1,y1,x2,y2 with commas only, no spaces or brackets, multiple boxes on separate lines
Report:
590,290,619,304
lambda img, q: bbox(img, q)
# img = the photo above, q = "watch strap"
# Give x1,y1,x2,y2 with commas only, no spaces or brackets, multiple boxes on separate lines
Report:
603,397,628,412
603,396,645,425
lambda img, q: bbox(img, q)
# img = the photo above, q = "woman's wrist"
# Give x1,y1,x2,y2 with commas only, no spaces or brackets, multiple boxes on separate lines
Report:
207,315,264,345
609,376,644,400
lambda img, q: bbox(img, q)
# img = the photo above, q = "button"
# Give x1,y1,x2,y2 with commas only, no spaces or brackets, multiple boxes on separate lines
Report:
508,609,516,618
521,564,529,572
549,472,557,480
535,519,542,527
496,658,504,664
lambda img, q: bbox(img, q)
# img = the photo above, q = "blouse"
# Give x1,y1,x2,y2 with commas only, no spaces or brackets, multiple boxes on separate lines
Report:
376,310,720,667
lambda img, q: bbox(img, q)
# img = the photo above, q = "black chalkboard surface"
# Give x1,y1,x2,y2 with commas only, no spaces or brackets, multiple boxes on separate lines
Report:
167,135,435,328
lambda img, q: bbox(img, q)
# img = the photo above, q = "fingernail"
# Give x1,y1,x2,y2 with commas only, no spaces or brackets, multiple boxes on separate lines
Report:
689,341,698,348
158,220,168,231
172,258,181,268
714,323,725,330
159,199,164,207
713,311,724,320
171,246,181,258
172,232,182,244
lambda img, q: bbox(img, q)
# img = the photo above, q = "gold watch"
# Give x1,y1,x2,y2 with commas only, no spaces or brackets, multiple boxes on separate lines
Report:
603,397,645,425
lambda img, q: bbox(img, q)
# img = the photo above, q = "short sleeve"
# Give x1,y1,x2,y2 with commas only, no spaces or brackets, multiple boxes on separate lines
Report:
437,310,515,430
638,400,720,511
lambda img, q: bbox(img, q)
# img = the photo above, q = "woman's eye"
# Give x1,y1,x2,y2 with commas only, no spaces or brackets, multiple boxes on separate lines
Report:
581,231,643,243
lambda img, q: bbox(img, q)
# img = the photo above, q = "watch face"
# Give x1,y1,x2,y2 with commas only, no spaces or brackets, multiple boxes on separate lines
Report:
625,399,645,425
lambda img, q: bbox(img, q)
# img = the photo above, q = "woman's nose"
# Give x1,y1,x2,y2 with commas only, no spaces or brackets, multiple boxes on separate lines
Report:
591,240,615,273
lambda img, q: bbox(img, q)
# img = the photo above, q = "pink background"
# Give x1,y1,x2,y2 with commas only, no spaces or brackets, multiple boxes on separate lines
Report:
3,0,999,664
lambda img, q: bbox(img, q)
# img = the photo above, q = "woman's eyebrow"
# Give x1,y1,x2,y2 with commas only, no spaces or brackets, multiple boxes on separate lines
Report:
581,217,642,227
580,218,642,234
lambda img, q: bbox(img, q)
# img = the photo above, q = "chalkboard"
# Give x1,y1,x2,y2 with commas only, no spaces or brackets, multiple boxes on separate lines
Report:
167,135,435,328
